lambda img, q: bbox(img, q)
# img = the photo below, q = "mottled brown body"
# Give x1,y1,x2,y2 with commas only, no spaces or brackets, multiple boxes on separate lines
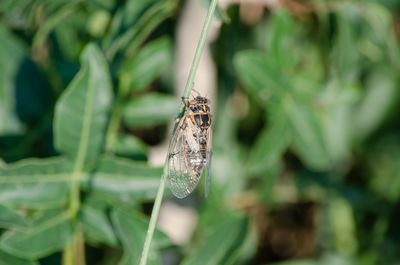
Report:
167,95,212,198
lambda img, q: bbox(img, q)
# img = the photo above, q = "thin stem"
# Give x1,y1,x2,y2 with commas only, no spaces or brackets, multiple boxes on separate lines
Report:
139,165,168,265
139,0,218,264
182,0,218,99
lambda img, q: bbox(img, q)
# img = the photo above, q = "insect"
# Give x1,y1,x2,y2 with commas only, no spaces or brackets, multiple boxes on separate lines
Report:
167,93,212,198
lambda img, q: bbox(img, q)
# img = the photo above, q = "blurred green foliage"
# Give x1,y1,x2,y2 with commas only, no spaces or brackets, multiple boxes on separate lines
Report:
0,0,400,265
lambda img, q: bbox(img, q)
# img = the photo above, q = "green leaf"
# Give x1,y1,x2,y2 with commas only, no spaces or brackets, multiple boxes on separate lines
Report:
85,156,162,201
319,80,360,163
54,43,113,166
32,2,80,50
123,93,179,128
0,24,25,135
0,213,74,259
0,25,52,133
182,216,248,265
234,50,289,106
0,157,71,208
111,208,169,265
114,134,148,160
119,37,172,93
0,205,27,229
87,10,112,38
248,108,290,175
267,9,297,70
0,249,38,265
366,135,400,202
104,0,175,60
354,68,398,139
329,198,358,256
285,98,331,170
80,199,117,247
332,6,360,82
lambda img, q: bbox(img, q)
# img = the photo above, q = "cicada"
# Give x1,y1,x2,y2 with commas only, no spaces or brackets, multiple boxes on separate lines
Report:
167,94,212,198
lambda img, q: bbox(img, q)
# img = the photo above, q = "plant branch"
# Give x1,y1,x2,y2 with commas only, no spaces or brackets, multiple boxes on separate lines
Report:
139,0,218,264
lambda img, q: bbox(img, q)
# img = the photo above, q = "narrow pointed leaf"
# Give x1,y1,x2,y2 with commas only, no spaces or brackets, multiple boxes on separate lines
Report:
54,43,113,166
0,157,71,208
0,213,73,259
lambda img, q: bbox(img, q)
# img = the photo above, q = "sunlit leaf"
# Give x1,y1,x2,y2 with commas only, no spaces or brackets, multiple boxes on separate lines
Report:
0,157,71,208
85,156,162,201
54,43,113,166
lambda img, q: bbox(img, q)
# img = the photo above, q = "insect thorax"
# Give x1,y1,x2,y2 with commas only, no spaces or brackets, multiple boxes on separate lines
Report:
188,97,211,130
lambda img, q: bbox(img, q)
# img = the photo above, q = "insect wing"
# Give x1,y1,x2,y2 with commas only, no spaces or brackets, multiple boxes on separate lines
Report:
167,118,202,198
204,128,212,197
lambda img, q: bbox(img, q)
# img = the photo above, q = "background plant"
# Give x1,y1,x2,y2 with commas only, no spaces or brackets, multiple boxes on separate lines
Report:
1,0,400,265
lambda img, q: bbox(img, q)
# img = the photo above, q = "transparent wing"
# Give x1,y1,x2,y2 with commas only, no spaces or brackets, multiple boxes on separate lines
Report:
167,117,202,198
204,128,212,197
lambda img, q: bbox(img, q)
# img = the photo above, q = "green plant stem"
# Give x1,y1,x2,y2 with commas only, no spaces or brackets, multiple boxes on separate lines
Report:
139,0,218,264
62,225,86,265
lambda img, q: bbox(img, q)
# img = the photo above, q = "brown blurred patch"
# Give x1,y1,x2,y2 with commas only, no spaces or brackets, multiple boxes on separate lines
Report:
233,192,317,264
393,13,400,41
258,201,316,263
250,202,317,263
280,0,314,17
239,2,265,26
